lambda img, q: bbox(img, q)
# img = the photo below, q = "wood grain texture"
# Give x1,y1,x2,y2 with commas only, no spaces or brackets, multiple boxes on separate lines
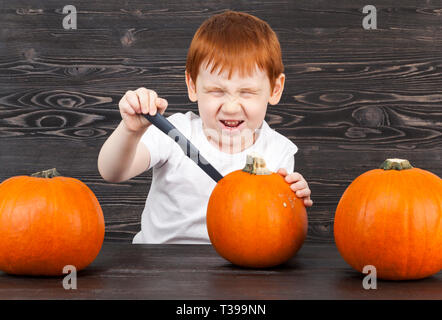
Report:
0,0,441,242
0,243,440,299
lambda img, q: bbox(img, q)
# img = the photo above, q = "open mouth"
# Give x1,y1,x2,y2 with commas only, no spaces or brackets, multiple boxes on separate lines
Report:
220,120,244,129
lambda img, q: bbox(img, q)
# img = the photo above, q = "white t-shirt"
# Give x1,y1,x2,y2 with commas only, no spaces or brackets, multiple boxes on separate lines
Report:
133,111,298,244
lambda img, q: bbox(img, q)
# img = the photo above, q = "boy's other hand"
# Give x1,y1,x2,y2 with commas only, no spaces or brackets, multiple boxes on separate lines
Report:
277,168,313,207
119,88,168,133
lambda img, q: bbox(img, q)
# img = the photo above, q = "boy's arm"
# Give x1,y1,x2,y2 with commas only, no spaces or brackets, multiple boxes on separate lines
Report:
97,120,151,183
98,87,168,183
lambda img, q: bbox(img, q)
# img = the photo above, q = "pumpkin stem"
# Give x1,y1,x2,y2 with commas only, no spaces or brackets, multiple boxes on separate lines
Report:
242,153,271,175
31,168,61,178
380,159,413,170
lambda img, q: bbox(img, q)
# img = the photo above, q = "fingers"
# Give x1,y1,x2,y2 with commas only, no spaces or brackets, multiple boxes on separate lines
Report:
124,90,140,113
292,187,311,198
156,97,168,114
148,91,158,116
136,88,150,114
284,172,303,183
134,88,158,115
121,88,168,116
304,198,313,207
280,171,313,206
289,180,308,193
119,96,135,115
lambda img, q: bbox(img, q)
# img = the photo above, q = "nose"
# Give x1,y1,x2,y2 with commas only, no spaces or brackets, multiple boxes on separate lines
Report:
222,95,241,114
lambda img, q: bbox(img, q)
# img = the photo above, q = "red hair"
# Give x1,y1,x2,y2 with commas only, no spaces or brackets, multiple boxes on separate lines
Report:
186,11,284,91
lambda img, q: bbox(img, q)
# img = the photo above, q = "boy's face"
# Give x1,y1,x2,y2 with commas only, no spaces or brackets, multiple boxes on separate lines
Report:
186,63,285,153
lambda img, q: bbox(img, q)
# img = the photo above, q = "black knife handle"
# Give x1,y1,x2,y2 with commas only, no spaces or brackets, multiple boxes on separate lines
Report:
144,112,224,183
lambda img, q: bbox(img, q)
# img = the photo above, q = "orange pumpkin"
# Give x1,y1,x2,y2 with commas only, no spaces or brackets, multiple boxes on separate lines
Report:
206,153,308,268
334,159,442,280
0,168,105,276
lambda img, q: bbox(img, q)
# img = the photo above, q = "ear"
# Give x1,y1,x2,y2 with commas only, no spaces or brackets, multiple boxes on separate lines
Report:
268,73,285,105
185,70,198,102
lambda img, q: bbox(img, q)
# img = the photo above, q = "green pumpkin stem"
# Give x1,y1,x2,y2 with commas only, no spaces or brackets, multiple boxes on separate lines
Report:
31,168,61,178
380,159,413,170
242,153,271,175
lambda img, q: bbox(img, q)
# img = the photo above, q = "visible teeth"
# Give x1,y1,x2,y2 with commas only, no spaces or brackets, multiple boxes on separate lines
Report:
223,120,242,126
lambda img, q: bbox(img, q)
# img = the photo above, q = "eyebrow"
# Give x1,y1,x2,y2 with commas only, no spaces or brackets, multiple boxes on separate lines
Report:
203,85,260,92
203,85,225,91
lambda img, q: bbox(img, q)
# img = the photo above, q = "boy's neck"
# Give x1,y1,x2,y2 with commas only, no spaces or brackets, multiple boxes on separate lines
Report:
203,123,259,155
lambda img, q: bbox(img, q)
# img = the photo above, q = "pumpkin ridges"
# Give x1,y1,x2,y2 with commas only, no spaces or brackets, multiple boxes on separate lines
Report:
334,161,442,280
406,169,440,279
15,177,59,275
210,171,256,263
2,177,48,274
336,169,382,277
357,170,383,272
414,169,442,277
0,172,104,276
368,170,420,279
359,171,379,273
52,176,104,272
0,177,22,273
207,165,307,268
380,169,401,278
334,170,369,272
406,170,425,264
398,168,411,278
411,169,428,278
248,175,293,265
49,177,75,272
63,176,103,273
420,168,441,277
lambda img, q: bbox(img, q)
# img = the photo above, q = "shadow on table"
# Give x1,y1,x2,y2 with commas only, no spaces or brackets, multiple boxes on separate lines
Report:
211,258,305,273
333,269,442,299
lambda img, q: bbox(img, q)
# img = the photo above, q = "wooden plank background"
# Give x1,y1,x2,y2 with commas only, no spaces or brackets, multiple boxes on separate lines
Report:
0,0,441,243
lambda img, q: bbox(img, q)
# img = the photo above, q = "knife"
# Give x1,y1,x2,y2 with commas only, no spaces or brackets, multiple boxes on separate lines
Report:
144,112,224,183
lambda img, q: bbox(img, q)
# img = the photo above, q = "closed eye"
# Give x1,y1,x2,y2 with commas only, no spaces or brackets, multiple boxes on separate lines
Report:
208,89,224,96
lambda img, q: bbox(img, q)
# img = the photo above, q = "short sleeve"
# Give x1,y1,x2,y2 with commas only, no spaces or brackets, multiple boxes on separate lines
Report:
140,112,189,171
278,141,298,175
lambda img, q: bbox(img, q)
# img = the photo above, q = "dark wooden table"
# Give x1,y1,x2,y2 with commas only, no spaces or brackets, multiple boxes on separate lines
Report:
0,243,440,300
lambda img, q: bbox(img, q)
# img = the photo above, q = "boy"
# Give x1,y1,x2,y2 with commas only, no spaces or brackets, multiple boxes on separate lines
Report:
98,11,313,244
